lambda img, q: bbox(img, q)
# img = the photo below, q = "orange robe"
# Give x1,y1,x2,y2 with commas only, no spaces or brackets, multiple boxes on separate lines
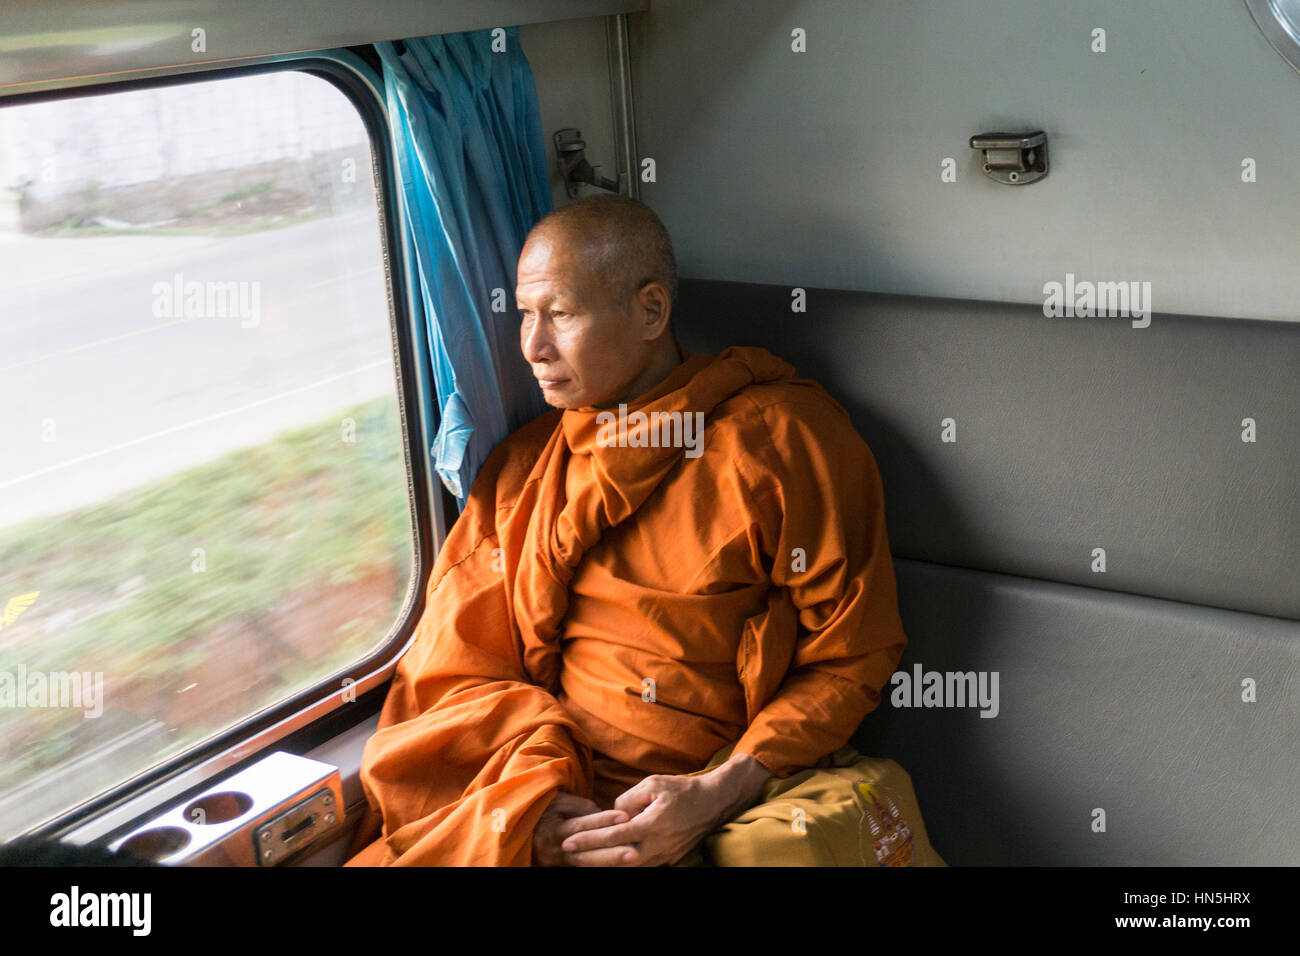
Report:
346,345,907,865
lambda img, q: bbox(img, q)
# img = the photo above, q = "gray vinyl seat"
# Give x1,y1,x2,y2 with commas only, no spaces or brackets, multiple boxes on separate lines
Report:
677,278,1300,865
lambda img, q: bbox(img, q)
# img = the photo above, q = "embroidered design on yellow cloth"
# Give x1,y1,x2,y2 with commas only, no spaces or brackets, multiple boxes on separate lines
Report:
853,781,915,867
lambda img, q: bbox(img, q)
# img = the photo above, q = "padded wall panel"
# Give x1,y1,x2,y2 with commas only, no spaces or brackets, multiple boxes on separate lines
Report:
853,559,1300,865
677,279,1300,620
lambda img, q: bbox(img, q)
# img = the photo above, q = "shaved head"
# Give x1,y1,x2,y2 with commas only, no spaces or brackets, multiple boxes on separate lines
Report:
523,195,677,313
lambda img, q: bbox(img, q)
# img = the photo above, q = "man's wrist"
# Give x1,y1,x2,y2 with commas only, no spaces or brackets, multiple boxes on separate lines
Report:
702,752,773,827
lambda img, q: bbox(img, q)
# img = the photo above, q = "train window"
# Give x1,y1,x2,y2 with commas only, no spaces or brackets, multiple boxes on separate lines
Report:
0,69,417,838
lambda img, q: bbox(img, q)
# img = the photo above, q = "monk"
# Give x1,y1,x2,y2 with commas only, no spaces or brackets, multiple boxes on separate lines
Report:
345,195,913,866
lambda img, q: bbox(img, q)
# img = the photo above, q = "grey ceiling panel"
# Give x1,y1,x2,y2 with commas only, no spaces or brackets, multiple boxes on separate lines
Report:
0,0,647,94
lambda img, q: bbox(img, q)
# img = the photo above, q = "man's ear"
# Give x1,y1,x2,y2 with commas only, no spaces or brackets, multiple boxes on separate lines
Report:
638,281,673,341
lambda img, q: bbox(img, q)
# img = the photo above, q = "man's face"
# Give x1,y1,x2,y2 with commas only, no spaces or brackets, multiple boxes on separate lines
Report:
516,232,661,410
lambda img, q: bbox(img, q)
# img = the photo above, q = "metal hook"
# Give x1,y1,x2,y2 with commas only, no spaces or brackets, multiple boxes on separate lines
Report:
554,127,627,198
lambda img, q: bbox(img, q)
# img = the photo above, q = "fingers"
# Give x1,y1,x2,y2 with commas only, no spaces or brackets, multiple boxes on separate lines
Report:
560,814,650,854
535,796,615,867
566,844,640,867
547,792,602,818
612,778,661,815
556,809,628,841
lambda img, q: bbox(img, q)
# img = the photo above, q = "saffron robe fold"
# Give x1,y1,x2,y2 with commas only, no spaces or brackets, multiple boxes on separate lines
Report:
347,345,908,866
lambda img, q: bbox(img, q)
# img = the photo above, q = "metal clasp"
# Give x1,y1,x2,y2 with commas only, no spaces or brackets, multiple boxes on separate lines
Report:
554,127,627,198
970,130,1048,185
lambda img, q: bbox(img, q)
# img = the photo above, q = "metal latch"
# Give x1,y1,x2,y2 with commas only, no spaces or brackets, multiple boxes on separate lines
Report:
253,787,337,866
970,130,1048,185
554,128,627,198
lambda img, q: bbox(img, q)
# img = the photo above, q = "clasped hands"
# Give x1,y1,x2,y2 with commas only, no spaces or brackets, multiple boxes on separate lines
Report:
532,752,772,867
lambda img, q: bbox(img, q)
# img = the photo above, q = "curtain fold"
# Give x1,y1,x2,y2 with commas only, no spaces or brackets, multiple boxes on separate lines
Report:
377,26,551,505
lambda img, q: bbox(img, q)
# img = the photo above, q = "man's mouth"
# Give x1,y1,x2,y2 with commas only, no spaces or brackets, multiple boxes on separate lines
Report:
536,378,568,389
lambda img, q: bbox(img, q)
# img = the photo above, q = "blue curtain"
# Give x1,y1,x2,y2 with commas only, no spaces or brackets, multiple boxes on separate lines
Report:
377,27,552,506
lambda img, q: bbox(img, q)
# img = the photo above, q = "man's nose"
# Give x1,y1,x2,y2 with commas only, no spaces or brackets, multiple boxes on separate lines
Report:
520,318,552,364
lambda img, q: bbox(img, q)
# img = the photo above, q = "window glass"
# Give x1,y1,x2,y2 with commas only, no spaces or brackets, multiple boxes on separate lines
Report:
0,70,416,837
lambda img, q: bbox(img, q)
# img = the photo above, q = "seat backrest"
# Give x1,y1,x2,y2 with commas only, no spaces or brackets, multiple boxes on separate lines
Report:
678,278,1300,864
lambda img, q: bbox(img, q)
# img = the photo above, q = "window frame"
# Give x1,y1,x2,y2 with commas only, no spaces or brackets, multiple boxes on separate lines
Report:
1,50,444,847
